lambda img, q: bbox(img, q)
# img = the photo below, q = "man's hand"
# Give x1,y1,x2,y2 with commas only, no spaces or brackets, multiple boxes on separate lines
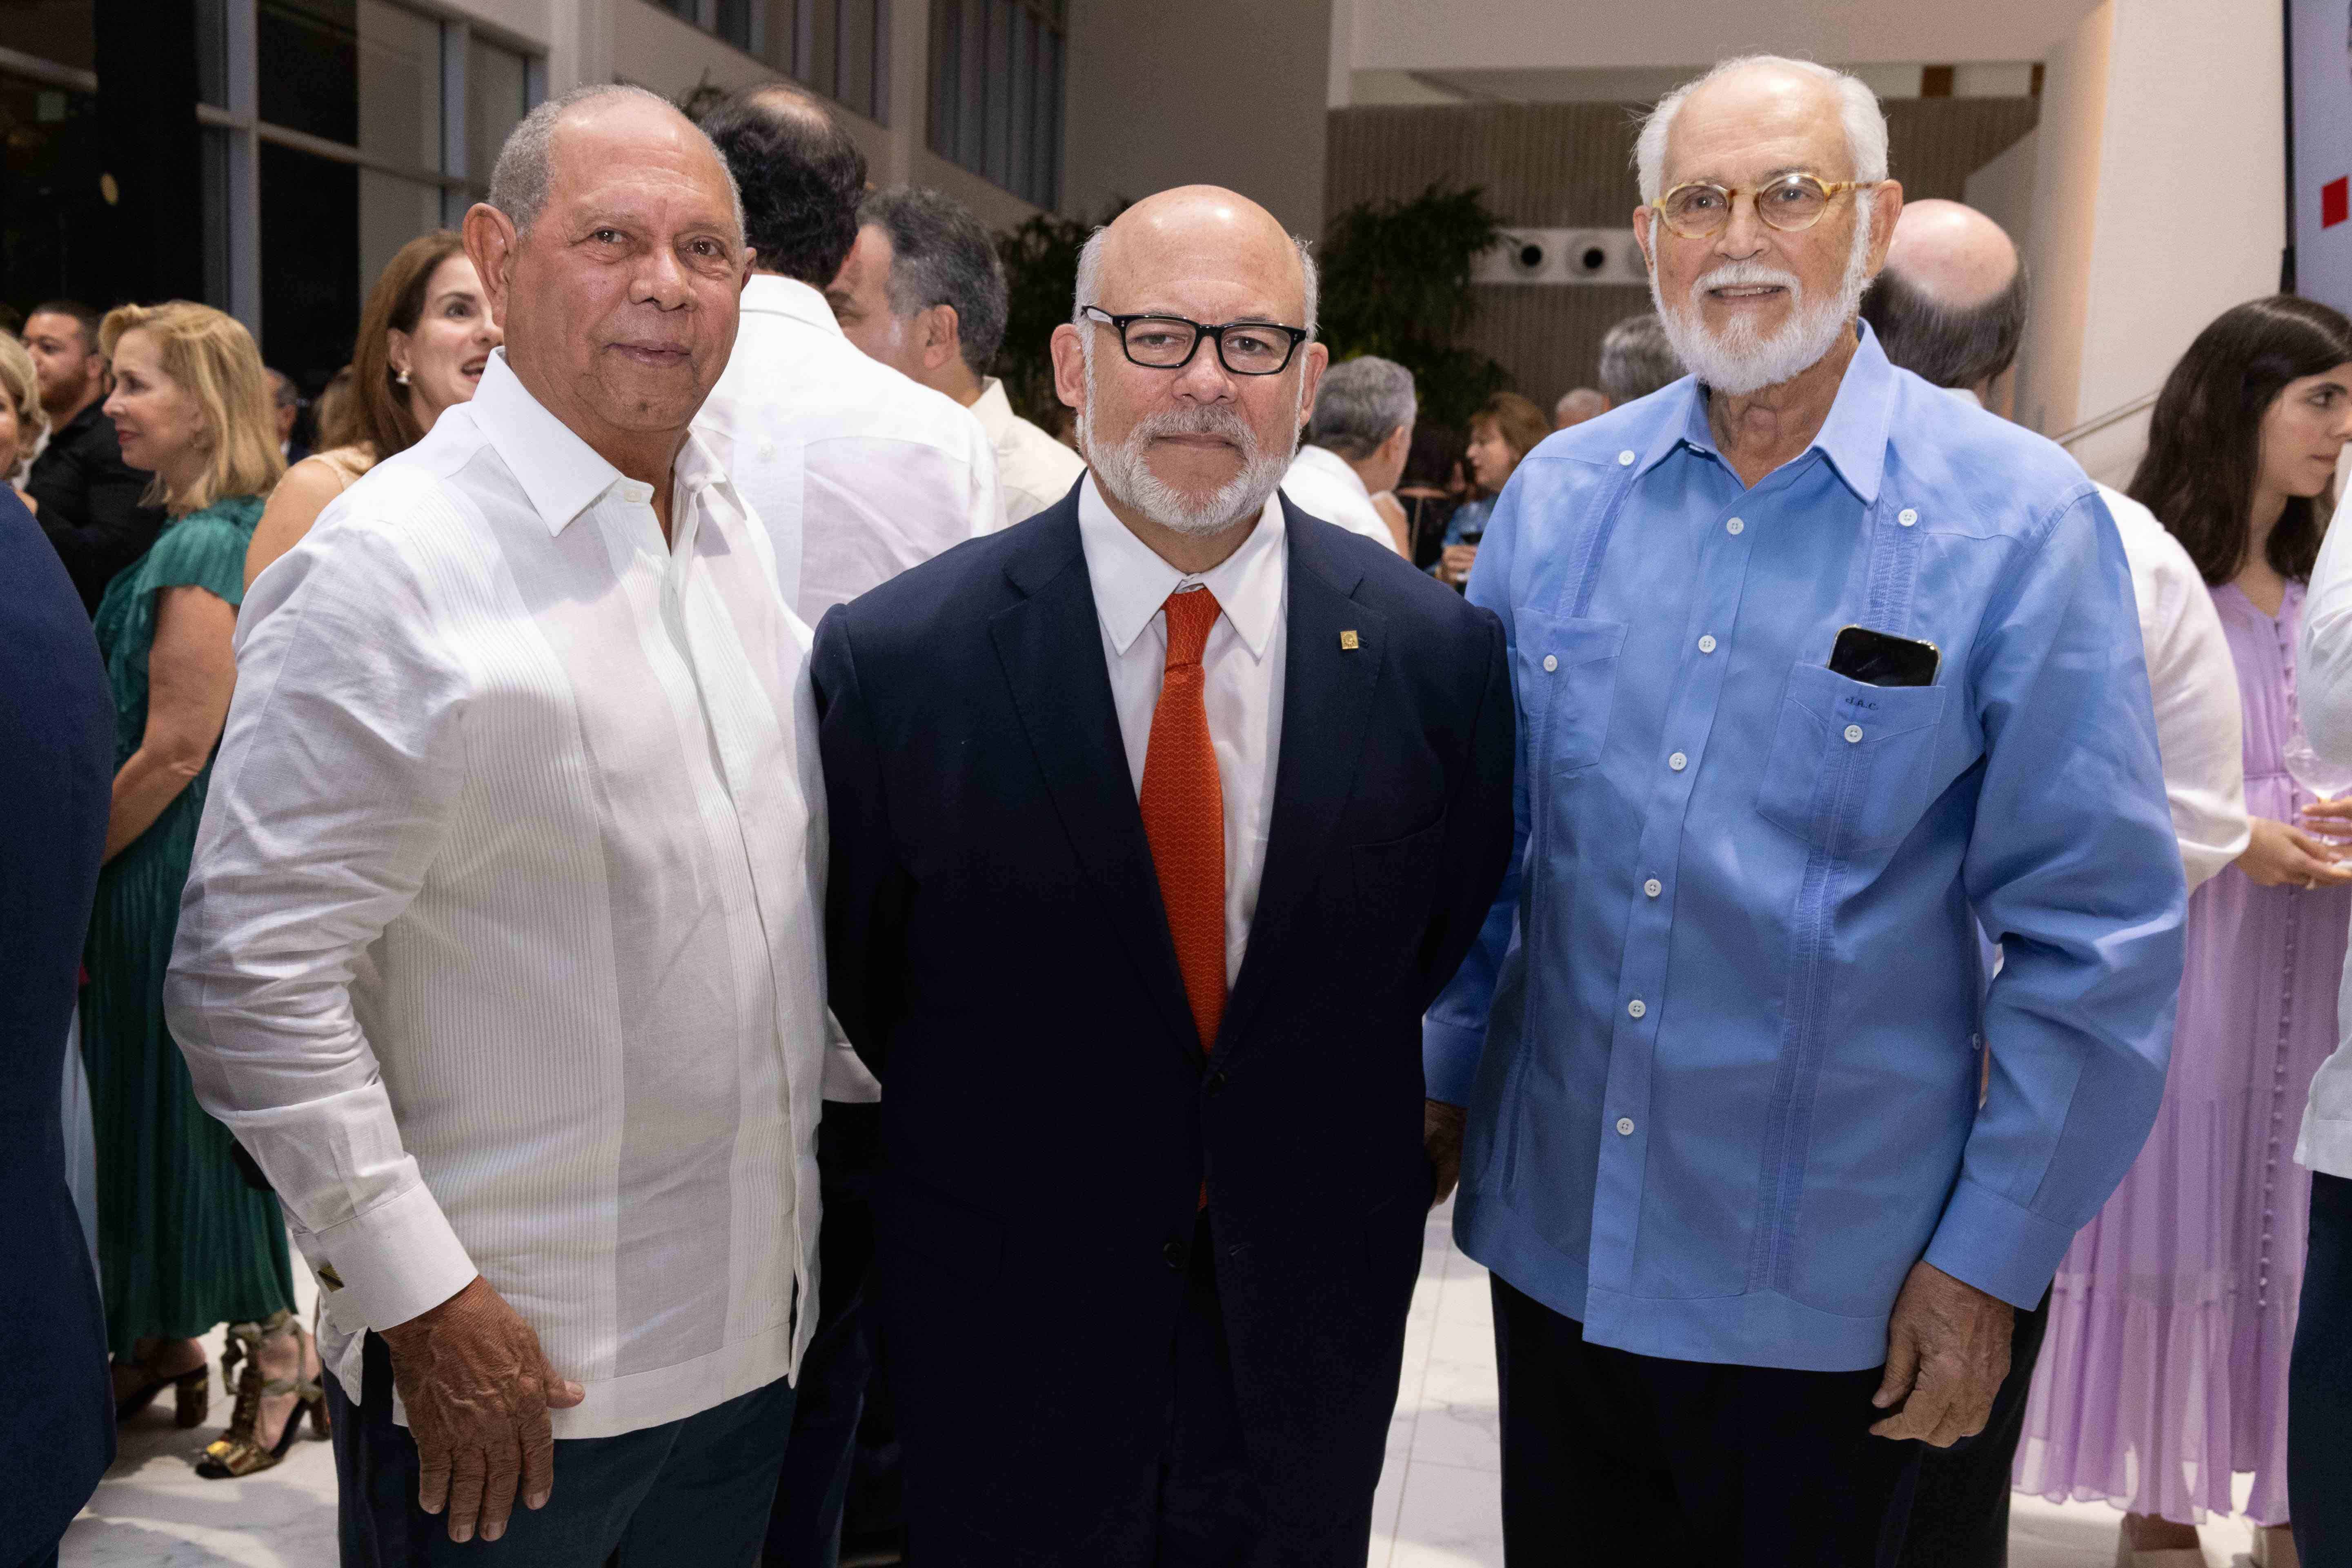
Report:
378,1275,586,1543
1439,543,1479,587
1869,1261,2012,1446
1424,1099,1468,1208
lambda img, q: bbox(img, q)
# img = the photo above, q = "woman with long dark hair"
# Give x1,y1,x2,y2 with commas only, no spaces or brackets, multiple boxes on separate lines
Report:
2017,296,2352,1567
241,231,498,589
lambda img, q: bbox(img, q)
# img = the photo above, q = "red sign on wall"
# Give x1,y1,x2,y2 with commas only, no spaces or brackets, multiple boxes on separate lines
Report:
2326,176,2350,229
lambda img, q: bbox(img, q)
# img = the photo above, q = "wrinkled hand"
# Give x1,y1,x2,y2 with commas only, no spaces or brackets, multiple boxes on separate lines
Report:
2238,816,2352,889
1424,1099,1467,1208
1870,1261,2011,1446
379,1275,586,1543
1440,544,1479,587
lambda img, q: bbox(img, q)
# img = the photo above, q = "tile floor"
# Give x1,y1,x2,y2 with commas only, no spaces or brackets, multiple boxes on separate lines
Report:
69,1206,2265,1567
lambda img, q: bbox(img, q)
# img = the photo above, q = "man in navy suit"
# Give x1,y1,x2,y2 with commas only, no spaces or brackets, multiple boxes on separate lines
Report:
814,186,1515,1566
0,488,116,1567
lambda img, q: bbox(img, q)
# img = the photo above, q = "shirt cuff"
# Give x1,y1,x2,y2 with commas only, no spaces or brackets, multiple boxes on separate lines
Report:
1920,1174,2076,1311
310,1179,477,1333
1422,1016,1487,1106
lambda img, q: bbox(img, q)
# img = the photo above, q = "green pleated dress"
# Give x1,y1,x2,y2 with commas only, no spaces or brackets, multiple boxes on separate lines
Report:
82,494,296,1358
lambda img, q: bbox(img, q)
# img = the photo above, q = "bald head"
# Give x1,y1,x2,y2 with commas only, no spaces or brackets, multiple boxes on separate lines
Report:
1075,186,1318,337
1861,199,2031,394
489,84,743,244
1555,387,1608,428
1882,200,2017,310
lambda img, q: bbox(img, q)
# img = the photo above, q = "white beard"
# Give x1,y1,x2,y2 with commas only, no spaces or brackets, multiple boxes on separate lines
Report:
1078,338,1296,538
1653,207,1876,397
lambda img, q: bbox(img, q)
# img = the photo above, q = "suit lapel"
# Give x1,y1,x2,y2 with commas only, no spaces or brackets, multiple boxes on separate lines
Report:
988,505,1202,1068
1221,505,1386,1055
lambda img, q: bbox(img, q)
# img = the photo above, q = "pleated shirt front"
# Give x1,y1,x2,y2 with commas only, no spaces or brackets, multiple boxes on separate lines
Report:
167,350,828,1438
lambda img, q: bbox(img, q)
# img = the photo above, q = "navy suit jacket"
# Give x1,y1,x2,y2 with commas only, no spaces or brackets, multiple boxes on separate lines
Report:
814,488,1514,1551
0,492,115,1557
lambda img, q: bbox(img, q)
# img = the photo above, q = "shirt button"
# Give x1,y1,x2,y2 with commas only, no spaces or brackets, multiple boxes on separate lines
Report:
1844,724,1864,743
1618,449,1635,466
1617,1117,1636,1136
1542,654,1559,672
1644,877,1662,898
1727,517,1745,535
1698,634,1717,654
1898,507,1918,527
1627,999,1647,1019
1668,751,1687,771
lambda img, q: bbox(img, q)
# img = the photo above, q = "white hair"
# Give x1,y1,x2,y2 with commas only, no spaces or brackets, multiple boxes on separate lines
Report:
1633,56,1889,203
1071,226,1320,338
487,82,746,242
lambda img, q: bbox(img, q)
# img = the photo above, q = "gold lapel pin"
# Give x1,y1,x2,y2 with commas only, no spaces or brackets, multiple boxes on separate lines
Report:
1340,629,1360,651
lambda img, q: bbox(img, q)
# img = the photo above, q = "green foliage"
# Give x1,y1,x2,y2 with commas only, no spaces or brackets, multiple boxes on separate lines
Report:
994,202,1125,431
1317,183,1511,430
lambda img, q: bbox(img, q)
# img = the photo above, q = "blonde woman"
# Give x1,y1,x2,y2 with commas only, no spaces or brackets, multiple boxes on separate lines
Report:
82,302,314,1477
0,331,49,507
243,230,498,589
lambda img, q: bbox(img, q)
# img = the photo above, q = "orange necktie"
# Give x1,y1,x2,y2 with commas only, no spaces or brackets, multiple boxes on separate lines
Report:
1140,585,1227,1055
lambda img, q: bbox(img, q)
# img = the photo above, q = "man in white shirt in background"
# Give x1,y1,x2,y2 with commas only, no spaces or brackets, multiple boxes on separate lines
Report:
694,86,999,629
167,85,827,1565
691,85,998,1568
1860,197,2251,1568
1279,354,1413,556
829,183,1085,526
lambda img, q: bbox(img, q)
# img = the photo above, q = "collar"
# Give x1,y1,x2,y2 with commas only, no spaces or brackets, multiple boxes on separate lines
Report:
1290,443,1373,500
971,377,1019,440
466,349,733,538
741,273,846,338
1077,473,1285,663
1639,319,1896,505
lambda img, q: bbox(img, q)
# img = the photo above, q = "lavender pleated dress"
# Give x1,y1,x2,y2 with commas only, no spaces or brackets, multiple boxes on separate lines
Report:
2014,579,2348,1526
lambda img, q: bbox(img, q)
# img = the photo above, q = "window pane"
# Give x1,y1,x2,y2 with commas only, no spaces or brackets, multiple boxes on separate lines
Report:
359,169,441,302
955,0,982,170
0,72,106,319
467,37,529,189
356,0,440,176
1041,26,1061,207
716,0,754,51
1006,8,1030,202
261,139,360,394
260,0,360,145
837,0,874,120
927,0,957,158
196,0,229,107
0,0,96,74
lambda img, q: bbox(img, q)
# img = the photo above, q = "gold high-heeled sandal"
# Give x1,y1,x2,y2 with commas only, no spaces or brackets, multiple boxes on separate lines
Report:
196,1312,328,1479
113,1348,210,1428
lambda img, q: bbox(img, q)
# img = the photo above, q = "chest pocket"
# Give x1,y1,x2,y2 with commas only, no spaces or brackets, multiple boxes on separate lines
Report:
1756,662,1950,853
1517,608,1625,778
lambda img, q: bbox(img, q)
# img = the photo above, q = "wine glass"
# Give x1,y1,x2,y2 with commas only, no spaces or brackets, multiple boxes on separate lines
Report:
2284,725,2352,846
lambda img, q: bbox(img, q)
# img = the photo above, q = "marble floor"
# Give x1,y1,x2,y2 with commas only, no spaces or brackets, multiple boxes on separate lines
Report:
69,1206,2263,1567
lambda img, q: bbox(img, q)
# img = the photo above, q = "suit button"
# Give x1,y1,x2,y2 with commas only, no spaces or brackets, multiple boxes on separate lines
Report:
1206,1070,1227,1095
1164,1239,1185,1271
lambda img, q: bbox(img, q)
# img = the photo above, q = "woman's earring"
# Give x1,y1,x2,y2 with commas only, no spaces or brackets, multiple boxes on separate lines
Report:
394,368,411,387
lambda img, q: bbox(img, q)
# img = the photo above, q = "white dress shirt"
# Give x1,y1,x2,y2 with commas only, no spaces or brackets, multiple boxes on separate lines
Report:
698,272,997,1103
1281,442,1404,555
1079,475,1287,984
697,273,1000,624
971,375,1086,525
2294,496,2352,1177
2098,483,2251,888
167,351,828,1438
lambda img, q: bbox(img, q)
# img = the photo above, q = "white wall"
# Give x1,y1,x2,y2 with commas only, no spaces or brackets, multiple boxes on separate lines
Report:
2014,0,2285,482
1344,0,2105,73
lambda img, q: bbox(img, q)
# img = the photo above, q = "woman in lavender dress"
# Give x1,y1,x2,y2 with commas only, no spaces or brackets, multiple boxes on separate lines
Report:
2016,297,2352,1567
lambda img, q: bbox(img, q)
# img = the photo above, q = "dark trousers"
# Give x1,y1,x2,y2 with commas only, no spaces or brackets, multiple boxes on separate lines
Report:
1894,1289,2052,1568
764,1101,881,1568
899,1212,1317,1567
1492,1275,1923,1567
2292,1171,2352,1566
328,1329,796,1567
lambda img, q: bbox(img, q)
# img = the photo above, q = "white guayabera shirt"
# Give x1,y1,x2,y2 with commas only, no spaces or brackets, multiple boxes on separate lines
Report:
167,350,828,1438
1281,442,1405,556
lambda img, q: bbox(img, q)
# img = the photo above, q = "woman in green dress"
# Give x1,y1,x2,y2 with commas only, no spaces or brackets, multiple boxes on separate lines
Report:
85,301,316,1475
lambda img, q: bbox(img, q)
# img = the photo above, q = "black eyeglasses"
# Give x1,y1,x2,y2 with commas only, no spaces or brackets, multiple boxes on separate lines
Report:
1079,306,1311,376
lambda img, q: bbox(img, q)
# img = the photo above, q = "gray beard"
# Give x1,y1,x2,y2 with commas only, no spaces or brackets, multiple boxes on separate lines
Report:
1078,340,1295,538
1652,207,1876,397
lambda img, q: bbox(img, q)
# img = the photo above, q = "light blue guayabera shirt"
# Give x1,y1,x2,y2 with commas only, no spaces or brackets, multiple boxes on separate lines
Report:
1426,325,2186,1372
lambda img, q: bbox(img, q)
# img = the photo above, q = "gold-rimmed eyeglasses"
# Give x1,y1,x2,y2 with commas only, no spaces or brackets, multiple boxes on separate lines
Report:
1649,173,1880,240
